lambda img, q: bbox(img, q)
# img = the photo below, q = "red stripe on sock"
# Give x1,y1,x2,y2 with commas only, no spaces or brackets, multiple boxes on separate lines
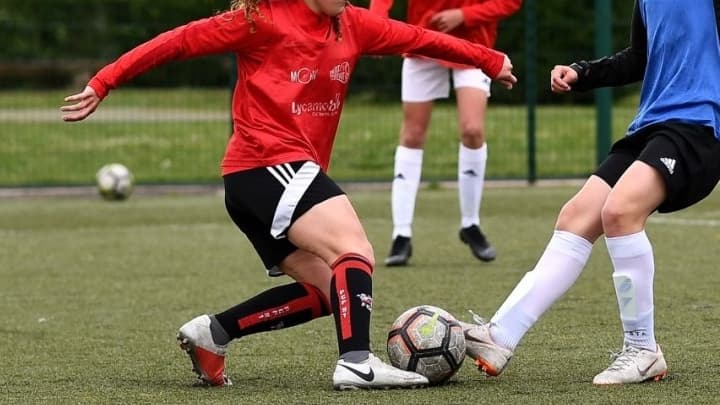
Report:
237,292,320,330
332,253,373,340
333,264,352,340
300,283,329,317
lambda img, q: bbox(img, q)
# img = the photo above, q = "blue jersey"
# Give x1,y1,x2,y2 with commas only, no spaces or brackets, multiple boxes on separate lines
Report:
628,0,720,138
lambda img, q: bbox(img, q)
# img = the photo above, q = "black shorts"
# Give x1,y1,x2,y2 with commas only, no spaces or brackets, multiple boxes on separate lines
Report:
594,122,720,213
223,161,345,270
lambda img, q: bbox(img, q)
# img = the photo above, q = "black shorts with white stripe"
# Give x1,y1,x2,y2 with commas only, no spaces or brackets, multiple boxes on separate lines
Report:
594,122,720,213
223,161,345,271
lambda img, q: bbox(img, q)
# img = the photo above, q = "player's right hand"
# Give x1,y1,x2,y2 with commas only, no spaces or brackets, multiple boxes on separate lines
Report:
495,55,517,90
61,86,101,122
550,65,578,93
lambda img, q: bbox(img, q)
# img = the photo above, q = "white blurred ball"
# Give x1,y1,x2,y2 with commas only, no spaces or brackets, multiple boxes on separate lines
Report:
96,163,134,201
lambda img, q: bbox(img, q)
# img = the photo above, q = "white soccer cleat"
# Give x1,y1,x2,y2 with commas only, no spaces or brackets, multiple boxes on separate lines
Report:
332,353,429,390
593,345,668,385
460,314,514,377
177,314,232,386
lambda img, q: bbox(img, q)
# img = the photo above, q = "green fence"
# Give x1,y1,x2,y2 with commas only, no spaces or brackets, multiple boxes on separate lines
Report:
0,0,634,187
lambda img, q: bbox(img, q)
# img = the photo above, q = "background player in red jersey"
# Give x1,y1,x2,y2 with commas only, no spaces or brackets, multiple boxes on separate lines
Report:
369,0,522,266
61,0,515,390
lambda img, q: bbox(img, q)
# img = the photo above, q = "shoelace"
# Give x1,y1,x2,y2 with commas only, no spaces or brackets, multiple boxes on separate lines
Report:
467,309,488,326
605,346,641,372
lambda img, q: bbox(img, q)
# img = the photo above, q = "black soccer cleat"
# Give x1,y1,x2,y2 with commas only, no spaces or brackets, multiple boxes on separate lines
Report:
459,225,496,262
385,236,412,267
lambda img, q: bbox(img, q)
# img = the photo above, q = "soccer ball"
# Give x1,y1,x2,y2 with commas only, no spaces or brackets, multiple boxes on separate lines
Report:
386,305,466,384
96,163,134,201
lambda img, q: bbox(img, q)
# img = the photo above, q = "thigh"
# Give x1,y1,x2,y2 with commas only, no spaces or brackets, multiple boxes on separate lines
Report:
401,57,450,102
605,160,666,227
455,86,489,144
288,194,374,266
223,161,345,270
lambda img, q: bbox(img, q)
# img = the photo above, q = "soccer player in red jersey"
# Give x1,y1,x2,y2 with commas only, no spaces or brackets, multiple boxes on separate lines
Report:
369,0,522,266
61,0,516,390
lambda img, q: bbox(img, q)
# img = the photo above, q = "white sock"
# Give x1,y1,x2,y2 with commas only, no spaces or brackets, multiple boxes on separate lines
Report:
606,231,656,351
391,146,423,239
458,144,487,228
490,230,593,350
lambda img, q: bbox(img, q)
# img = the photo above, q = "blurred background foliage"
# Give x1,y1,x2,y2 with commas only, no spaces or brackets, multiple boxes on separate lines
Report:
0,0,632,103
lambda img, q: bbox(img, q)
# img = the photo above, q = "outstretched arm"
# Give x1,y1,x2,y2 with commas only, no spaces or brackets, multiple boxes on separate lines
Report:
61,10,268,122
554,1,646,92
356,8,516,88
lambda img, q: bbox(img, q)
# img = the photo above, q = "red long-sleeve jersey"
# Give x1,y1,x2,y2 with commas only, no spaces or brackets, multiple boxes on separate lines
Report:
369,0,521,68
88,0,505,174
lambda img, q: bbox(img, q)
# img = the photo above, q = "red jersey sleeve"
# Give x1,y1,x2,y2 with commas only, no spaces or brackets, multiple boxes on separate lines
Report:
368,0,394,17
353,8,505,78
88,10,270,99
461,0,522,27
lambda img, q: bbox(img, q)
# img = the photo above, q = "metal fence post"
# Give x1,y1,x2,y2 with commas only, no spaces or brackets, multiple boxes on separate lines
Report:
525,0,537,183
595,0,612,165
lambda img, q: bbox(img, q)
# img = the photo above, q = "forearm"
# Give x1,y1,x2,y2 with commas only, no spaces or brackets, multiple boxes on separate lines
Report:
89,12,255,99
569,48,646,91
570,1,646,91
361,14,505,77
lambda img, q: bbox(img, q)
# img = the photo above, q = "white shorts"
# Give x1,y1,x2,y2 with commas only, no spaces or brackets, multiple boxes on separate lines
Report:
401,57,492,102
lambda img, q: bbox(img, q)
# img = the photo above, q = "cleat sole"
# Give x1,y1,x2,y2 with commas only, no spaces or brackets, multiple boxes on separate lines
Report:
176,332,232,387
474,358,501,377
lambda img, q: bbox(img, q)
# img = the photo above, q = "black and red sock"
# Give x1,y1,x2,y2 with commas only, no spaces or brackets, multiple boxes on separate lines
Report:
329,253,374,356
213,282,330,341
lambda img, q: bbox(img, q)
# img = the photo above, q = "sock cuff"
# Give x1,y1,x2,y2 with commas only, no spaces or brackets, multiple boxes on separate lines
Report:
548,230,593,263
331,253,373,275
395,145,423,163
459,143,488,162
300,282,331,316
605,230,652,259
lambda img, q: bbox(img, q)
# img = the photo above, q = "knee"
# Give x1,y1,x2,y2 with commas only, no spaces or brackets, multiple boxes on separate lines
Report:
328,240,375,269
557,198,584,226
600,200,633,235
400,125,427,149
556,199,603,241
460,125,485,148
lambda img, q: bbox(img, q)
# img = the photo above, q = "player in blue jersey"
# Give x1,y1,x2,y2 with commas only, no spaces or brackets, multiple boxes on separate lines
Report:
461,0,720,384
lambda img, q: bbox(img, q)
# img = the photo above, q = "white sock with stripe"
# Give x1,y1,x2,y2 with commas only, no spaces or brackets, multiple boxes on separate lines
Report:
391,146,423,239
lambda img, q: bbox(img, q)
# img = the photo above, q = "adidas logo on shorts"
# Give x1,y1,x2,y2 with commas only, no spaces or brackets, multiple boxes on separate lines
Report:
660,157,676,175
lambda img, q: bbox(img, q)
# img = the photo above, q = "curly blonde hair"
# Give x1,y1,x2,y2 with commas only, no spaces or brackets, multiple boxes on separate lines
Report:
229,0,347,40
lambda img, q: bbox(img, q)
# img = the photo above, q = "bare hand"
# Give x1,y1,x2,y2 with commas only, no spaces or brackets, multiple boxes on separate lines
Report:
495,55,517,90
429,9,464,33
61,86,101,122
550,65,578,93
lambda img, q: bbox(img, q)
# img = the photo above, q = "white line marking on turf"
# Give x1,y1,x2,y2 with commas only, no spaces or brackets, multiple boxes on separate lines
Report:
648,217,720,227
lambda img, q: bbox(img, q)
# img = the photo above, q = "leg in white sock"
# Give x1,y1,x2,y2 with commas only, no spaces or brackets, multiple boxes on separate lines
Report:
489,230,594,350
391,146,423,239
605,230,656,351
458,143,487,228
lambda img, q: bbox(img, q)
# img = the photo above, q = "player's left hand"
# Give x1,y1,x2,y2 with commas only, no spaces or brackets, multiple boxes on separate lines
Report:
550,65,578,93
495,55,517,90
429,9,464,33
61,86,101,122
